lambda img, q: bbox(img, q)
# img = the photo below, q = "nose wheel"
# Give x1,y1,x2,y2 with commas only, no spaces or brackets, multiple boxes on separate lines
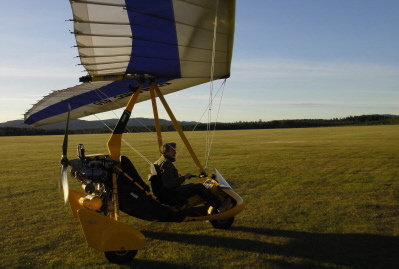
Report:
104,250,138,264
209,215,235,229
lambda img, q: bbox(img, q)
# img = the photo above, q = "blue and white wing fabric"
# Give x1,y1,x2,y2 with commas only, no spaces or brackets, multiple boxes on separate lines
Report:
24,0,235,126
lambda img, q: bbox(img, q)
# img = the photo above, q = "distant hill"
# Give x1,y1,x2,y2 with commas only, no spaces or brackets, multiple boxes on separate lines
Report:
0,118,197,130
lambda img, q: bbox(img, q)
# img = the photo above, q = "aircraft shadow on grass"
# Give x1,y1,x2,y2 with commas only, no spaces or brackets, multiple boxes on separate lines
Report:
140,226,399,268
121,260,190,268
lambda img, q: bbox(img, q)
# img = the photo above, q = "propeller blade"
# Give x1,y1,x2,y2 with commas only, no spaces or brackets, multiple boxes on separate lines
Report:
60,165,69,204
60,103,71,204
62,103,71,157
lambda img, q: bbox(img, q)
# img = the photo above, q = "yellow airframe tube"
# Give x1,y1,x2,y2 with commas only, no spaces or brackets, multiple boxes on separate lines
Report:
111,172,119,220
151,82,205,173
107,84,142,161
149,84,163,150
107,84,142,221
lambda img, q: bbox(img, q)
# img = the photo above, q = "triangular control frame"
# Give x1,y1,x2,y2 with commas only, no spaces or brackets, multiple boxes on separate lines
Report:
107,81,205,173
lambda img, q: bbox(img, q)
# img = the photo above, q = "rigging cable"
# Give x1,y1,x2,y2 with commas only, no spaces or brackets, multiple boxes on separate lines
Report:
205,79,226,171
205,0,220,172
89,82,197,171
94,86,154,134
88,83,154,166
92,113,153,166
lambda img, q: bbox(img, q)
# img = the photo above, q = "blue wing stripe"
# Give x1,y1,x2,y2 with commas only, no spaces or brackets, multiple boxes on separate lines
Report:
24,81,132,125
24,78,171,126
125,0,181,79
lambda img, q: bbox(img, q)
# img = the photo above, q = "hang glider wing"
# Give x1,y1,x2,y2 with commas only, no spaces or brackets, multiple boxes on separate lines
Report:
24,0,236,126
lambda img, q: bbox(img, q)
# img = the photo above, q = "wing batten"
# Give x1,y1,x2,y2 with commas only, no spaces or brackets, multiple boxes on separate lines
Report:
25,81,134,126
71,1,126,8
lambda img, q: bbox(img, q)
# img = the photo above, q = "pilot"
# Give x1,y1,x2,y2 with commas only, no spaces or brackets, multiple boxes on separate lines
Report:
153,142,230,211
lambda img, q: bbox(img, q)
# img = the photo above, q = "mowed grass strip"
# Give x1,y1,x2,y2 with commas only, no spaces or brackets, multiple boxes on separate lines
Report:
1,125,398,267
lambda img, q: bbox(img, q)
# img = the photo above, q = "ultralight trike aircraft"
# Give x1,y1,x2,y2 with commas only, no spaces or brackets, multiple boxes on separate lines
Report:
24,0,244,264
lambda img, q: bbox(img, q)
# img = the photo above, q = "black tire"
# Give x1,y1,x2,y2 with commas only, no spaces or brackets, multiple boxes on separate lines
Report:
104,250,137,264
209,203,235,229
209,216,235,229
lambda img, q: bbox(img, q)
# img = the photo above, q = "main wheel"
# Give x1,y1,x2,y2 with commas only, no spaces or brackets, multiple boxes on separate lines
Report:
209,216,235,229
104,250,138,264
209,197,235,229
209,205,235,229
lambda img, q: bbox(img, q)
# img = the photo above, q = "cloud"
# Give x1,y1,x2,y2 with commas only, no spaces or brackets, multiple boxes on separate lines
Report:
0,97,35,121
0,64,81,79
230,58,399,81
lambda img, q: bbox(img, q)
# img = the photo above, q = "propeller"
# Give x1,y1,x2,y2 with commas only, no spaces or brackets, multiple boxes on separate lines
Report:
60,103,71,204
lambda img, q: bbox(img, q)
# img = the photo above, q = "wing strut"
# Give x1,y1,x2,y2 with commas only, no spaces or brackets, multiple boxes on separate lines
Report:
107,84,142,161
150,82,205,174
150,85,163,151
106,82,142,221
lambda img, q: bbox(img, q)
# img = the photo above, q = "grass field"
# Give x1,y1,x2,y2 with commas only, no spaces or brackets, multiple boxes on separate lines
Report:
1,125,398,268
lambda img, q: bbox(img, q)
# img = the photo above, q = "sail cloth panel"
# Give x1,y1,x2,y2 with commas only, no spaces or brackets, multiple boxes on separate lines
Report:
24,0,235,126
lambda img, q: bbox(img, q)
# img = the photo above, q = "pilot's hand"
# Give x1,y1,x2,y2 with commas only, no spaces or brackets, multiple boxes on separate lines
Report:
184,173,193,180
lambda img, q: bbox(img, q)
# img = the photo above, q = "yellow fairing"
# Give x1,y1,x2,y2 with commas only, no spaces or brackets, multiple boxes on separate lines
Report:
184,189,245,222
79,195,103,211
69,189,86,218
182,178,246,222
69,189,145,252
77,208,146,252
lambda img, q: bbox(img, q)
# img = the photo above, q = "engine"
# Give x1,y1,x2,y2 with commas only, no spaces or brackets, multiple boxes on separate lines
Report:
69,144,114,195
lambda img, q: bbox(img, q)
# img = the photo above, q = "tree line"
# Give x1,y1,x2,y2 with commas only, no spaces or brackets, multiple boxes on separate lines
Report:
1,115,397,136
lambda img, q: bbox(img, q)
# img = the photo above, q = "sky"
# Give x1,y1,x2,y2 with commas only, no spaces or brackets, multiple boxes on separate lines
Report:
0,0,398,124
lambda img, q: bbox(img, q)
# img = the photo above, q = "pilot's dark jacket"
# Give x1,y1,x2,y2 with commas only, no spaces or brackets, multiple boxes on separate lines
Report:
154,154,185,189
